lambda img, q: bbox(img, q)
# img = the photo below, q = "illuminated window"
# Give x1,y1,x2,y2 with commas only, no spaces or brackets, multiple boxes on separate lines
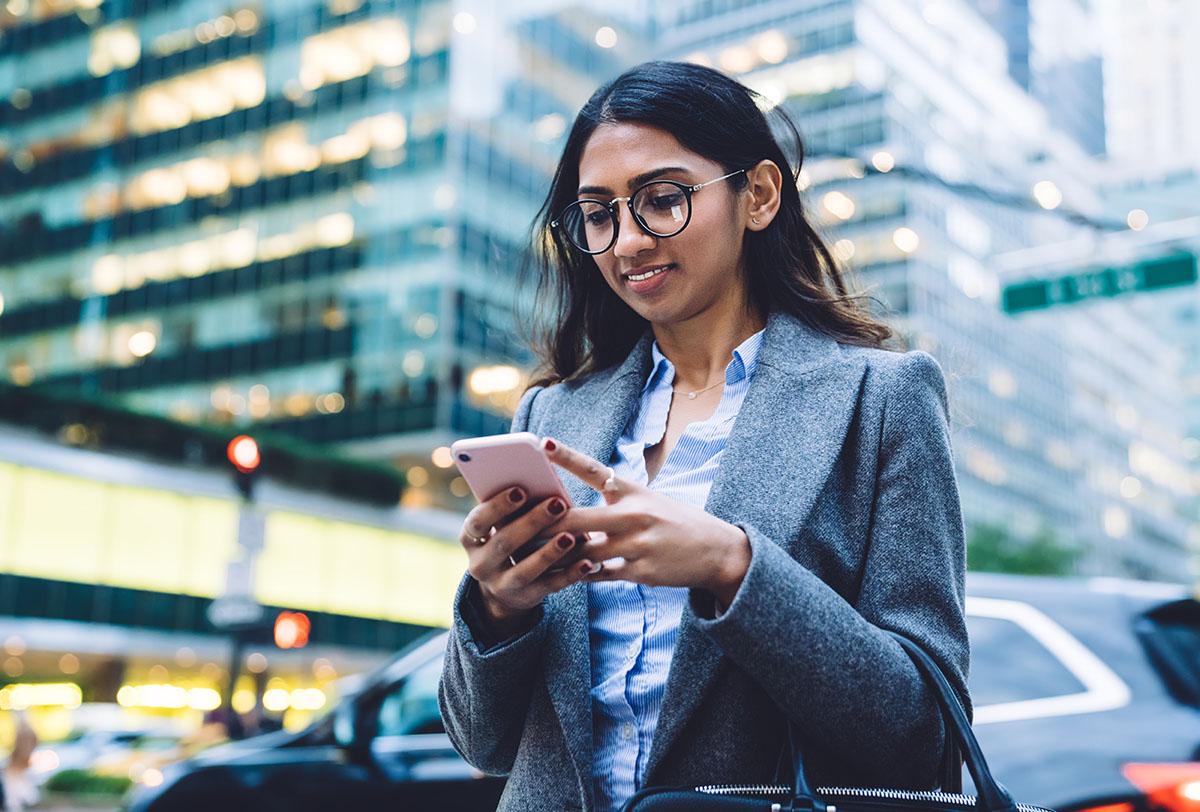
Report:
262,125,321,177
151,9,258,57
90,228,257,295
124,166,187,210
129,58,265,135
299,20,410,91
88,22,141,76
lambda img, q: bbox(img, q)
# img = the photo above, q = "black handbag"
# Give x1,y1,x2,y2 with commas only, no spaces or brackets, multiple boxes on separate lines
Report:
621,631,1054,812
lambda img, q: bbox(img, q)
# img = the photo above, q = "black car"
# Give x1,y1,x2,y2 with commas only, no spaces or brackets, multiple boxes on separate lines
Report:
963,573,1199,811
126,633,506,812
129,574,1200,811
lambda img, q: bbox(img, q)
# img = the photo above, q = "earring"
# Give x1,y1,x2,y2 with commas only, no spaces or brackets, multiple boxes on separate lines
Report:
752,217,760,225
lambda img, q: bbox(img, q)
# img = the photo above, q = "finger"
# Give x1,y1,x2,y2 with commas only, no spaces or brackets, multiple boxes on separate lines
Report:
492,545,600,605
512,531,585,584
583,557,634,582
574,531,630,563
541,437,637,498
536,557,605,595
540,505,636,536
476,495,570,578
458,486,528,550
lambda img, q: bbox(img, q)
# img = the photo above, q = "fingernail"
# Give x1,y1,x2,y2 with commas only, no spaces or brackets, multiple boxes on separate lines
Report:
508,487,524,503
578,560,595,575
556,533,574,550
542,437,558,452
547,498,566,515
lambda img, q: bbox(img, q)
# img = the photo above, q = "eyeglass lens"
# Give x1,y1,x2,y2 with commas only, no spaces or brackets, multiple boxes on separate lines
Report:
560,182,691,253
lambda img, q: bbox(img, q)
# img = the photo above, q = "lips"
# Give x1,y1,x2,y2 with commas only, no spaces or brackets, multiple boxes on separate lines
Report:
621,263,676,294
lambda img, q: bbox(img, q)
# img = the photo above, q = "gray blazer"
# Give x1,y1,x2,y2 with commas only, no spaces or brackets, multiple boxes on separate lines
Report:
438,310,970,812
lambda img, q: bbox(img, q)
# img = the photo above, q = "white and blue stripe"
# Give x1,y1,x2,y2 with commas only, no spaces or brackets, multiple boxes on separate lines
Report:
587,327,765,812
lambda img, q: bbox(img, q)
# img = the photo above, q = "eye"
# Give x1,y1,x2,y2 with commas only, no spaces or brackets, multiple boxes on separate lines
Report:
584,210,610,226
648,190,685,210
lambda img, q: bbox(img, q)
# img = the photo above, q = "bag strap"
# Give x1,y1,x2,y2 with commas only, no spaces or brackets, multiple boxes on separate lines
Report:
786,631,1018,812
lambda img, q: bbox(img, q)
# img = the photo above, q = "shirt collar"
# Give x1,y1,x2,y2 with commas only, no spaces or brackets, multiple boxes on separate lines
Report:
643,327,766,394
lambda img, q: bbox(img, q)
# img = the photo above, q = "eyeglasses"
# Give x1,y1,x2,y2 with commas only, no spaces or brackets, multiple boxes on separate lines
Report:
551,169,747,255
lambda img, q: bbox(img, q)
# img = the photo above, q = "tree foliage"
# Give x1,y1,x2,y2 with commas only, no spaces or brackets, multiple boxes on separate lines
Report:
967,522,1080,576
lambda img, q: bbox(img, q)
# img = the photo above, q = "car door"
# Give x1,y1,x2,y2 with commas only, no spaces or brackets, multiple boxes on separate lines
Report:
364,652,507,810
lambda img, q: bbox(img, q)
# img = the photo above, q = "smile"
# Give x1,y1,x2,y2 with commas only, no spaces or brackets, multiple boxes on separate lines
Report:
624,264,675,282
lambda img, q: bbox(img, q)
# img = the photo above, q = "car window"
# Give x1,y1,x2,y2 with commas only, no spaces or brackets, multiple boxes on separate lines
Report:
967,614,1087,705
1137,599,1200,707
377,656,445,737
967,596,1135,724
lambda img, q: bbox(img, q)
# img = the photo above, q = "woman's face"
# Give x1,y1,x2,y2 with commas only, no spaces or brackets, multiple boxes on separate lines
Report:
575,122,751,326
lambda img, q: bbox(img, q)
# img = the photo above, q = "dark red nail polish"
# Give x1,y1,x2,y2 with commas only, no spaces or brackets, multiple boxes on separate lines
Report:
509,487,524,503
548,498,566,515
578,560,594,575
543,437,558,451
556,534,574,550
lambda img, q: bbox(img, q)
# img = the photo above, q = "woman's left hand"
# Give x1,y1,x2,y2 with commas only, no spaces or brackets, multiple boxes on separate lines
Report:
540,437,752,608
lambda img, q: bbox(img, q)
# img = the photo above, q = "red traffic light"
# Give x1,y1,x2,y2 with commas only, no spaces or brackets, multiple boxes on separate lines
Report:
274,611,311,649
226,435,260,473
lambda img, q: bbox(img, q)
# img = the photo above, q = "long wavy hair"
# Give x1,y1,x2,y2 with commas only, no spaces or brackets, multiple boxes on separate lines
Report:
520,60,892,388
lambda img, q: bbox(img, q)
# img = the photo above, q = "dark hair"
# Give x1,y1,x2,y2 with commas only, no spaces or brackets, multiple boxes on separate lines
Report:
521,60,892,387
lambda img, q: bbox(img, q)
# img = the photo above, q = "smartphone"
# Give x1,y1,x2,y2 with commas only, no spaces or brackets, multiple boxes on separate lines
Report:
450,432,583,567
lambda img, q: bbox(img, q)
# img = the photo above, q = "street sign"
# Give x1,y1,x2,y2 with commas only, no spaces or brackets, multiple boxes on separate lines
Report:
207,595,265,630
1002,253,1198,314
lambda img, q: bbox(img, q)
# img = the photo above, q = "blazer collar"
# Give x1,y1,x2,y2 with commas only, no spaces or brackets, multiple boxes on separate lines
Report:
540,310,866,808
607,309,842,390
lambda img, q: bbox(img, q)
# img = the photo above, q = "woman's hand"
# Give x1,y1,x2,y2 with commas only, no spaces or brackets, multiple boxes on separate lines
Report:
458,486,601,638
539,437,752,608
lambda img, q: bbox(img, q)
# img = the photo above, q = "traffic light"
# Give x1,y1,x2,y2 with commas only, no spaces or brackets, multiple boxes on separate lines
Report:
226,435,260,500
273,611,311,649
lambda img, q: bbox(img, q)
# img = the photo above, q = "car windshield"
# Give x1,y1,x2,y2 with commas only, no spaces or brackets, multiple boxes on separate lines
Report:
377,656,444,737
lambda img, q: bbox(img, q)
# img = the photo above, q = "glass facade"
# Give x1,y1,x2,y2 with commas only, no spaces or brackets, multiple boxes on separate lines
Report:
0,0,641,509
658,0,1195,581
2,0,1193,576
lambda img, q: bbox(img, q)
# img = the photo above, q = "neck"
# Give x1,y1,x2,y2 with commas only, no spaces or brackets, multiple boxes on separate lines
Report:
651,297,765,391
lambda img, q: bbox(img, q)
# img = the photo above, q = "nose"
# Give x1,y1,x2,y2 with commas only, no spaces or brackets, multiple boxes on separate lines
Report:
611,200,656,258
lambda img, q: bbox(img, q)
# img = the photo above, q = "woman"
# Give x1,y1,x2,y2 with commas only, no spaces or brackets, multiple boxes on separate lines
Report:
438,61,969,812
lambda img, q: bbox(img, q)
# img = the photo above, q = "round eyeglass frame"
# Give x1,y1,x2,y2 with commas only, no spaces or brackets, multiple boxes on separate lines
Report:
550,168,747,255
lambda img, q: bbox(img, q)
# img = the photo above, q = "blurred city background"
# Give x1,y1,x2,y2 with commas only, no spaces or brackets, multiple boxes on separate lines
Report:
0,0,1197,808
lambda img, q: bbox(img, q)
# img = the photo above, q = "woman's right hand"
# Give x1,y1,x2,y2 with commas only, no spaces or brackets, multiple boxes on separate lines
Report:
459,487,602,638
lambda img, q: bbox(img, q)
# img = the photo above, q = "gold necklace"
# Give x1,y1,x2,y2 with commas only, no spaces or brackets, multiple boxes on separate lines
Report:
672,378,725,400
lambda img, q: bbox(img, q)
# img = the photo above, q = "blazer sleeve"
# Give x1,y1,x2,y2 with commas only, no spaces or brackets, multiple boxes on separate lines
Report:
689,350,970,788
438,384,555,775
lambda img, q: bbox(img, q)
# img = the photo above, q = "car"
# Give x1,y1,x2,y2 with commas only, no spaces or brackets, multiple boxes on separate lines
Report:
963,573,1199,811
125,633,505,812
31,724,186,787
129,573,1200,811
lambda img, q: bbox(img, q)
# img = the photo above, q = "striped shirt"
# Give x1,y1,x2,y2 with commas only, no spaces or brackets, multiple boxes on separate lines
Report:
586,327,765,812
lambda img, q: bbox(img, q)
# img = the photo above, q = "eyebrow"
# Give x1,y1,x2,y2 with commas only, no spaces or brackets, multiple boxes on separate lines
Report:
577,166,692,196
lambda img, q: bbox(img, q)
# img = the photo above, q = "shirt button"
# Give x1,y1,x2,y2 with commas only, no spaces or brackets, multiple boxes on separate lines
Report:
626,641,639,658
620,723,635,740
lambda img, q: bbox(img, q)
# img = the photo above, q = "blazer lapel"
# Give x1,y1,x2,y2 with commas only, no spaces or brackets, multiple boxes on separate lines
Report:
642,312,869,781
541,330,656,800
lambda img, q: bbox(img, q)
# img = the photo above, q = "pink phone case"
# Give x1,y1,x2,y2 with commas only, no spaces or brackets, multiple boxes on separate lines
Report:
450,432,582,567
450,432,570,507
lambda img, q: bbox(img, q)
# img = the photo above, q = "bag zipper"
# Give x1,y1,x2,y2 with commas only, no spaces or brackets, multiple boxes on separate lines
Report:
692,783,1054,812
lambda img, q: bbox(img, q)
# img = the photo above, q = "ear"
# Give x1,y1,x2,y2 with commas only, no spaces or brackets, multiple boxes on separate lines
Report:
743,159,783,232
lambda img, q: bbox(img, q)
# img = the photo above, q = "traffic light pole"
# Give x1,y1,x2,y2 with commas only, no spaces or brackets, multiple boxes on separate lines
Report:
206,435,266,738
222,629,248,739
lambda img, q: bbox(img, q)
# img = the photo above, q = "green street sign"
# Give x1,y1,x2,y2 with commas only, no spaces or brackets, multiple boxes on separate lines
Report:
1002,253,1198,314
